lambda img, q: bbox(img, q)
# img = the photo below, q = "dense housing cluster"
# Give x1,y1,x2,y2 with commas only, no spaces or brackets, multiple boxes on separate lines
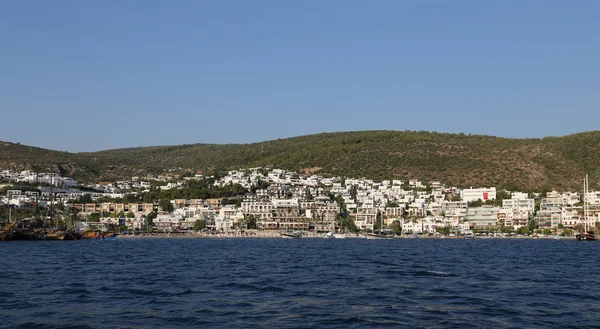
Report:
1,168,597,235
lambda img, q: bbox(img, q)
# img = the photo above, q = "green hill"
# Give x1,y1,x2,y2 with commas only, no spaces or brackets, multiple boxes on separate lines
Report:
2,130,600,190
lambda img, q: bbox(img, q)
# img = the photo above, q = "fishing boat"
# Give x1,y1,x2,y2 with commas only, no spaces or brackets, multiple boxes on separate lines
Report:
281,231,302,239
576,175,597,241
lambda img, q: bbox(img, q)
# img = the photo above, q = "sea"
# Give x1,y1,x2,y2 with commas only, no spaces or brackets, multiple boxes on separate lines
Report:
1,238,599,328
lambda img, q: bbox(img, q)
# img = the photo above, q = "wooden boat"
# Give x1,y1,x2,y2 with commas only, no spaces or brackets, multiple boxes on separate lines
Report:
365,230,395,240
44,231,68,240
577,175,597,242
81,231,118,240
576,231,597,241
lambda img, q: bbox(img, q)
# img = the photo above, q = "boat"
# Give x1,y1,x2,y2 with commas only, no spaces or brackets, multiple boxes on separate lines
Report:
576,175,597,241
81,231,118,240
43,231,79,241
281,231,302,239
365,229,395,240
103,232,119,240
576,231,596,241
323,232,346,239
462,229,474,239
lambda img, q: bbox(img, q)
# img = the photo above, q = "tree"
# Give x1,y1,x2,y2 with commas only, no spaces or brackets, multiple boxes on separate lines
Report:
528,218,536,232
306,190,314,200
468,199,484,207
75,194,94,204
435,225,451,235
146,212,157,232
344,218,358,233
517,226,530,235
193,219,206,231
127,212,135,218
88,213,100,222
245,215,257,230
159,199,174,213
388,220,402,234
373,211,383,230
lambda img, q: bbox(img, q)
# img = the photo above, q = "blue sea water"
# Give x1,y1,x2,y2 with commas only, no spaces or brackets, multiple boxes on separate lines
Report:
1,238,600,328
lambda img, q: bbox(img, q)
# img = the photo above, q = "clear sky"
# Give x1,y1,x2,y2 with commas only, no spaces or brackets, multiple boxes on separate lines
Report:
1,1,598,152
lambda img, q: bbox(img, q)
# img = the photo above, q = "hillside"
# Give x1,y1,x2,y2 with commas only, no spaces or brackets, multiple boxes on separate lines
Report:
2,130,600,190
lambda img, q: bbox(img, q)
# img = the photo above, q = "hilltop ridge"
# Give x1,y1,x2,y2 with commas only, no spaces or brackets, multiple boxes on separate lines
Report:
1,130,600,190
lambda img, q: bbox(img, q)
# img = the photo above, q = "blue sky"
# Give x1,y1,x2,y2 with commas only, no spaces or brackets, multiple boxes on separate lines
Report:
1,1,598,152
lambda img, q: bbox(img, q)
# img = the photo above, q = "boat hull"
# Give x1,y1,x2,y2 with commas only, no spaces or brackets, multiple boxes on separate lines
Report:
365,234,393,240
576,232,597,241
281,233,302,239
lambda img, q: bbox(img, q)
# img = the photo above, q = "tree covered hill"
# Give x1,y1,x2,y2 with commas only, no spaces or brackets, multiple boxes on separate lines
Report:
1,130,600,190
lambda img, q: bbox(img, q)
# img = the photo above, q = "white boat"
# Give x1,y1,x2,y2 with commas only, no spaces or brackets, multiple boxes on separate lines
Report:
462,229,474,239
324,232,347,239
281,231,302,239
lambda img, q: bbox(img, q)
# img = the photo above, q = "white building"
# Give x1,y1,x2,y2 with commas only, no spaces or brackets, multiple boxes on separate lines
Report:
502,198,535,215
460,187,497,203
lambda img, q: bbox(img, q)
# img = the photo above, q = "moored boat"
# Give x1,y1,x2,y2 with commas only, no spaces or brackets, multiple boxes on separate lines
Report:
81,231,118,240
44,231,67,240
577,175,597,242
576,231,597,241
365,230,395,240
281,231,302,239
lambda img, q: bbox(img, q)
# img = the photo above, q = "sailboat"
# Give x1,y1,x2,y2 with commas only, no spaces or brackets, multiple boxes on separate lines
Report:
576,175,597,241
0,206,18,241
42,178,78,241
365,212,395,239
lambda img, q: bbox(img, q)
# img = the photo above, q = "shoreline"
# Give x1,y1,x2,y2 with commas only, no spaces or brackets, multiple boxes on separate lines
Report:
115,231,578,240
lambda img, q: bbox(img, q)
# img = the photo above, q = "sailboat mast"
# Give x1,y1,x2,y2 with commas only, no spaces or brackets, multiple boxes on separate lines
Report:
583,176,586,232
584,175,589,232
587,174,590,232
50,174,54,229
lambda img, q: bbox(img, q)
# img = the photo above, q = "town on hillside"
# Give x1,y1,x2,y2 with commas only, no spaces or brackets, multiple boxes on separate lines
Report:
0,168,598,237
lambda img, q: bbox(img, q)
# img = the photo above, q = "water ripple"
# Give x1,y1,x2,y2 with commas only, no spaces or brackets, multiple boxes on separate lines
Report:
1,239,600,328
